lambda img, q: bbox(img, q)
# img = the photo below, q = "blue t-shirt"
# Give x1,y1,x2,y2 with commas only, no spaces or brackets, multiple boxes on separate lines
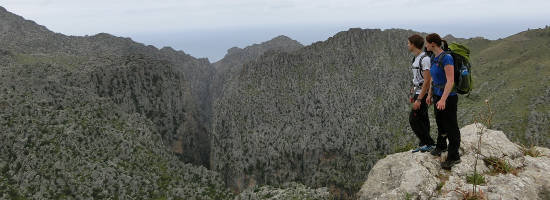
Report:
430,53,457,96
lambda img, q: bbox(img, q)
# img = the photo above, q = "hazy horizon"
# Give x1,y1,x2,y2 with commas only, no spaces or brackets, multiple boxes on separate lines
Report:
125,22,549,62
3,0,550,62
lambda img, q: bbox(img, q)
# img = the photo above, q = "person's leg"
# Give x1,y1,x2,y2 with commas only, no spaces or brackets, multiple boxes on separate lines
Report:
445,95,461,161
418,96,434,146
410,94,430,146
433,95,448,150
409,95,423,146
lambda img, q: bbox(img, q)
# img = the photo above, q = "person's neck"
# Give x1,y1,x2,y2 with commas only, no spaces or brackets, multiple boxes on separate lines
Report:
433,48,444,57
413,49,423,56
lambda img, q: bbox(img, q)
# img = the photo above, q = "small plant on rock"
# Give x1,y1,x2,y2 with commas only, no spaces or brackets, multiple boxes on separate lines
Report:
435,173,449,194
470,99,494,196
404,192,413,200
520,144,542,157
454,187,487,200
466,172,486,185
482,156,519,175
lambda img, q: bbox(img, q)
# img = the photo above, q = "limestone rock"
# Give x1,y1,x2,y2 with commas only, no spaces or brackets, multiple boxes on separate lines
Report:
357,124,550,200
235,182,331,200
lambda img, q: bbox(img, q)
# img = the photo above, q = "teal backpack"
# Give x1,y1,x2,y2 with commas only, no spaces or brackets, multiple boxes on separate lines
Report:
435,42,473,95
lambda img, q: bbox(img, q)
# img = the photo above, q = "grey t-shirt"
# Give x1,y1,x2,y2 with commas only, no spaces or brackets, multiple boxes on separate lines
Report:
412,52,431,94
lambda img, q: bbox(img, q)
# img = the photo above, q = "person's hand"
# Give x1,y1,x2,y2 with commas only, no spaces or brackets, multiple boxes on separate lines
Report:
426,95,432,105
412,100,421,110
436,99,446,110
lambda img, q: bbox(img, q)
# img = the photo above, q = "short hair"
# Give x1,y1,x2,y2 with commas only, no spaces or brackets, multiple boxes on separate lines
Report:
408,34,424,49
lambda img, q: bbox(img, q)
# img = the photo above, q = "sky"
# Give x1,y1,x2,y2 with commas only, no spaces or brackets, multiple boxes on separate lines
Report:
2,0,550,62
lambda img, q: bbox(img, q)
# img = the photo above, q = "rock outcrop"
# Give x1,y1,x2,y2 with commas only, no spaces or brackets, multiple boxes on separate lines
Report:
357,124,550,200
235,182,331,200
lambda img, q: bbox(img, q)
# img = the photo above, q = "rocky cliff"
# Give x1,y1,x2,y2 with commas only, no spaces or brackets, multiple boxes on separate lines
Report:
0,6,231,199
211,28,418,197
357,124,550,200
210,35,303,108
213,35,304,70
0,6,213,166
0,50,231,199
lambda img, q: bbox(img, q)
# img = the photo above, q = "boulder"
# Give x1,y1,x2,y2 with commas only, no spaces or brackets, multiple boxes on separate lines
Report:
357,123,550,200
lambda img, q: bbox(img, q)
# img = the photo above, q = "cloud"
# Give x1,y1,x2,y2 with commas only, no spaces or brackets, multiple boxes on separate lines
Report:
2,0,549,60
4,0,550,35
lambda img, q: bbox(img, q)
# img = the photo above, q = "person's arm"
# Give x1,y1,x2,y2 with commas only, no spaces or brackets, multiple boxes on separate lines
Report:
413,70,431,109
426,78,433,105
436,64,454,110
418,70,431,100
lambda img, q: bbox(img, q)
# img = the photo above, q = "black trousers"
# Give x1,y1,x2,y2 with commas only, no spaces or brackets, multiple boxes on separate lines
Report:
409,94,434,146
433,95,461,160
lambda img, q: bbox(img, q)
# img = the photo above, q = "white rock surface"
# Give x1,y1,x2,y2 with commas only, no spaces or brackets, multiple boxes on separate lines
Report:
357,123,550,200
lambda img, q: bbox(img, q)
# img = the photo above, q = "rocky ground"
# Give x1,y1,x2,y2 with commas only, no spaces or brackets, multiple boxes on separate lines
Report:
357,124,550,200
236,182,331,200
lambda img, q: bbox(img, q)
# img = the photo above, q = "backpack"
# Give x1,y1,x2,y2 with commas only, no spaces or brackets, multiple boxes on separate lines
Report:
435,42,472,95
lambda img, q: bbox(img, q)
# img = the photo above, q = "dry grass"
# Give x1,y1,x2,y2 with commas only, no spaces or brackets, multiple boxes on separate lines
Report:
483,157,520,175
520,144,542,157
454,188,488,200
436,173,450,194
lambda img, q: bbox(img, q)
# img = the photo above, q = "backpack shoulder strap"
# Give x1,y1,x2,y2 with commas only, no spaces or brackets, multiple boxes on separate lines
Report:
432,52,458,93
412,54,428,70
437,52,448,68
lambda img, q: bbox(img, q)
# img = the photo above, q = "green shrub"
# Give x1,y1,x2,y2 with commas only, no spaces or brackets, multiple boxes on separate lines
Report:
466,172,486,185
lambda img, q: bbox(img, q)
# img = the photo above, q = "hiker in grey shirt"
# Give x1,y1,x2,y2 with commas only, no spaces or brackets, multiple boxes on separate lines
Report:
407,34,435,153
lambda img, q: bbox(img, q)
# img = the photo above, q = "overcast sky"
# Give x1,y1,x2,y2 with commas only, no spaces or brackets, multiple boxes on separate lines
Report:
3,0,550,61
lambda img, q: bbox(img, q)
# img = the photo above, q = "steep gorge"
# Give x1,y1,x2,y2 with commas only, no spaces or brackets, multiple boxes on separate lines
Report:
0,6,215,167
211,29,418,197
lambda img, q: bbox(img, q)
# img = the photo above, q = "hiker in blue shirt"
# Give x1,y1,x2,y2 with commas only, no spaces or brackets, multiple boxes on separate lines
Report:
425,33,461,170
406,34,435,153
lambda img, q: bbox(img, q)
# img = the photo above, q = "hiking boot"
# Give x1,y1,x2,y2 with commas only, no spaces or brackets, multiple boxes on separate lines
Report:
412,145,427,153
420,145,436,153
441,158,461,170
430,147,447,156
